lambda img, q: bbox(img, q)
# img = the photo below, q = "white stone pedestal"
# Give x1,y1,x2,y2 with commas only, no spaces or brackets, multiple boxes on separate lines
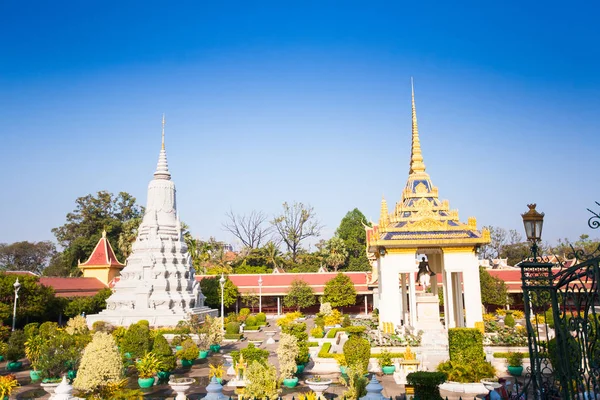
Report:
416,293,443,330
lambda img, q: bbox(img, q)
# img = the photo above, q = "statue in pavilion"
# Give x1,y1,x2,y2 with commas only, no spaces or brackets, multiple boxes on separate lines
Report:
417,257,435,290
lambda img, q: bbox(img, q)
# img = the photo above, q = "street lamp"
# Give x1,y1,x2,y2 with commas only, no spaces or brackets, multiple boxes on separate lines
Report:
521,203,545,260
12,278,21,331
258,276,263,314
219,273,226,332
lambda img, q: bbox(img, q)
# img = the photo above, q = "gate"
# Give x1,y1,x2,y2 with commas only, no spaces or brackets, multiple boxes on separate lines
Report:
517,204,600,399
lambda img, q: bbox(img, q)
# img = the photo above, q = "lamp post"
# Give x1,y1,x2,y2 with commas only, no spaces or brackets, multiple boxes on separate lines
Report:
12,278,21,331
219,273,226,332
258,276,263,314
521,203,545,260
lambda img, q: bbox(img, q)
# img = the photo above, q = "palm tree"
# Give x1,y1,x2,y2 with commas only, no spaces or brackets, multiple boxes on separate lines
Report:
263,241,283,270
327,237,348,272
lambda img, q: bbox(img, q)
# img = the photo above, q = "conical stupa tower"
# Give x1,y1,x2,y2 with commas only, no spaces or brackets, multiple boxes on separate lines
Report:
87,117,217,327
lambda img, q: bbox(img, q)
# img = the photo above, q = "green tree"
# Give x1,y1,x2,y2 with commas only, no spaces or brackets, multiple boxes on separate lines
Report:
326,237,348,272
117,216,142,260
199,276,239,309
0,273,58,326
552,234,600,258
63,288,112,318
322,273,357,307
49,191,143,276
284,279,316,311
335,209,371,271
263,241,283,269
241,291,259,313
271,202,322,263
0,241,57,274
479,266,511,312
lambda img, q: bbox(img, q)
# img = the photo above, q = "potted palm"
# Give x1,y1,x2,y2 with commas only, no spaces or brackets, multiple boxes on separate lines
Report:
176,338,199,368
379,350,395,375
0,374,19,400
209,363,226,384
135,352,163,388
507,352,524,376
277,333,300,388
25,335,43,382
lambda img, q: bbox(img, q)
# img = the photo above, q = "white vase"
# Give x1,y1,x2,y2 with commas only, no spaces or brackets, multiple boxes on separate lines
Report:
306,379,332,399
40,381,61,399
169,378,195,400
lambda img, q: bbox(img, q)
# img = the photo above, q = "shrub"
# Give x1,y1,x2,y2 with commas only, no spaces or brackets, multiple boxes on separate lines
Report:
23,323,39,340
231,343,270,366
504,312,516,328
318,343,333,358
276,311,303,327
170,334,190,347
310,327,324,338
226,312,239,324
324,309,343,326
205,315,224,345
121,321,152,359
342,314,351,328
342,365,368,400
244,361,280,400
224,333,243,340
512,310,525,319
226,322,241,335
495,308,506,316
73,332,123,395
277,333,299,379
92,321,114,333
135,352,163,379
256,312,267,325
308,342,319,347
378,350,393,367
0,374,19,398
545,309,555,329
111,326,126,347
448,328,485,364
65,315,90,336
240,308,251,317
6,330,26,362
314,315,325,329
38,330,82,379
436,360,495,383
245,316,258,327
176,339,199,362
0,341,7,357
320,302,333,316
38,322,59,338
483,313,496,323
507,352,523,367
281,322,309,364
25,335,43,370
406,371,447,399
343,335,370,374
345,326,366,337
152,334,176,372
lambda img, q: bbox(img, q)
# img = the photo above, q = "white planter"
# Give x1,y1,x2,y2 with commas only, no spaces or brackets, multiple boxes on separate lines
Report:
306,379,332,399
40,381,61,399
169,377,195,400
439,381,487,394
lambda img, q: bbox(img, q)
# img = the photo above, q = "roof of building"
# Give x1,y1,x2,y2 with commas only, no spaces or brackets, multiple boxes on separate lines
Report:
1,270,39,277
39,277,108,297
366,84,489,250
78,231,125,268
196,272,371,296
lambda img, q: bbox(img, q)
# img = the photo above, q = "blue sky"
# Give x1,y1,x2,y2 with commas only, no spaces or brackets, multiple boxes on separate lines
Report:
1,1,599,249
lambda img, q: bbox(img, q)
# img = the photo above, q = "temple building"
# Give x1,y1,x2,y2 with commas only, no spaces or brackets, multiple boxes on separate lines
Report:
86,117,217,327
77,230,125,286
366,82,490,332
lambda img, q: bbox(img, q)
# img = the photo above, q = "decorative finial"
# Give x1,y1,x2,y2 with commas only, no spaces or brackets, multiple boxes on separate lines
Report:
409,78,426,175
161,114,165,150
379,196,389,228
102,230,107,238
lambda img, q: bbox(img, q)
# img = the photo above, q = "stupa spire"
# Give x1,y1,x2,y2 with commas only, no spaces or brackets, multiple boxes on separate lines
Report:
379,195,389,228
409,78,426,175
154,114,171,180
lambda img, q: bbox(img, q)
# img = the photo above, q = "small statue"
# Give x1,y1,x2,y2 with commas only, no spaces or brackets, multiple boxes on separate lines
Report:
417,257,435,290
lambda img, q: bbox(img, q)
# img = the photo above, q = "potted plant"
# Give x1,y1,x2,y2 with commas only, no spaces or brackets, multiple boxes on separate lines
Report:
197,332,210,359
25,335,44,382
5,330,26,371
379,350,395,375
152,334,177,383
169,377,195,400
334,353,348,376
176,338,199,368
38,331,81,396
277,333,300,388
206,316,223,352
171,334,188,351
305,375,333,399
507,352,524,376
209,363,226,384
0,374,19,400
135,352,163,388
0,342,7,362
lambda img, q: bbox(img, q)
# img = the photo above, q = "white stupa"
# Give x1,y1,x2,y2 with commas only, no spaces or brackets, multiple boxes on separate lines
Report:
87,117,217,327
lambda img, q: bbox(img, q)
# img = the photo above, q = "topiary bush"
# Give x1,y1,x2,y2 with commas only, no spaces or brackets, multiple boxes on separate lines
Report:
121,321,152,359
342,314,351,328
244,361,280,400
6,330,26,362
448,328,485,364
240,308,251,317
436,360,495,383
73,332,124,395
245,316,258,327
406,371,447,399
231,343,270,366
343,335,370,374
152,334,176,372
256,312,267,325
310,327,324,338
226,322,240,335
504,312,516,328
176,338,199,362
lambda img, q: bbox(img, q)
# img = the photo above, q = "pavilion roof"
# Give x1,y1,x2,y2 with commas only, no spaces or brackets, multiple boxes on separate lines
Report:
78,231,125,268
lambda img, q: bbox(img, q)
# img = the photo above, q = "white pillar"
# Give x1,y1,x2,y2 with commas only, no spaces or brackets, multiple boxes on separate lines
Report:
364,295,368,316
453,272,465,327
401,273,408,324
277,296,281,316
430,253,439,296
445,270,455,328
462,259,484,327
408,272,417,327
378,254,402,329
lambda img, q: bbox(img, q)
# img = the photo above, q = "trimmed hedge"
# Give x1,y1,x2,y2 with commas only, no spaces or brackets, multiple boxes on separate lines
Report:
226,322,240,334
493,352,528,358
448,328,485,364
343,335,370,373
407,371,447,399
326,326,366,339
318,342,334,358
308,341,319,347
224,333,243,340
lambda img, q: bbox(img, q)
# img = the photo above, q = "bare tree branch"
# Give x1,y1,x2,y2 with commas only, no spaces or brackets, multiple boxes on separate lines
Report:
271,202,322,263
222,209,272,249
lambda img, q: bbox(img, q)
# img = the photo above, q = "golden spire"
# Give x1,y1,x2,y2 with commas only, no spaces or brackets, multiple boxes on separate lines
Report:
161,114,166,150
409,78,426,175
379,195,389,228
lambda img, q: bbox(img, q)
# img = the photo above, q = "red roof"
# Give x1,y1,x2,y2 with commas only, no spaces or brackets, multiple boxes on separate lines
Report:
79,231,125,267
2,271,39,277
39,277,108,297
196,272,371,296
